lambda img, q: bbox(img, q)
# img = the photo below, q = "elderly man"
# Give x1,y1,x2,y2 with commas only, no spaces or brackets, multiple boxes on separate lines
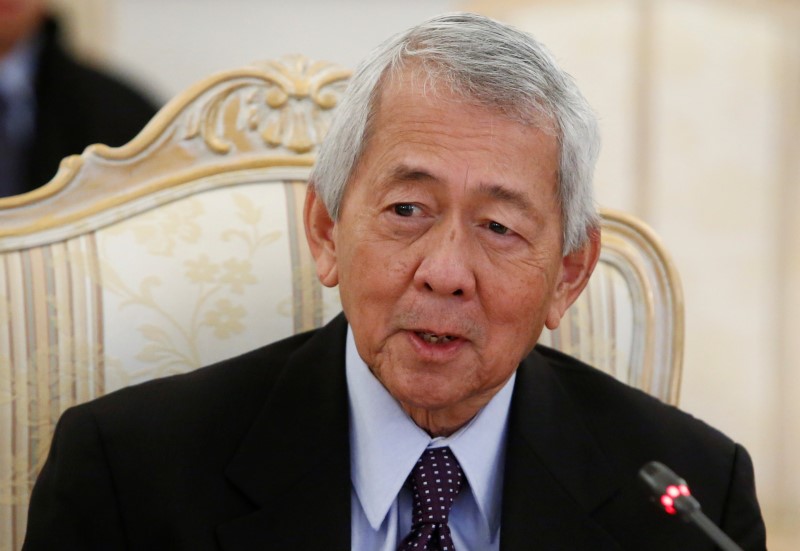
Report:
24,13,765,551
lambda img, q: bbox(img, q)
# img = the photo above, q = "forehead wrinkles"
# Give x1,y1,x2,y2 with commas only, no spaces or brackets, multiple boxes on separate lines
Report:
347,67,560,211
361,65,559,167
341,56,566,213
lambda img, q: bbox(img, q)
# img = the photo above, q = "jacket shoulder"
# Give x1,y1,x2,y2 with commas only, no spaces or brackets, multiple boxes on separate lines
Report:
78,328,320,436
533,344,733,452
524,346,765,550
529,346,749,517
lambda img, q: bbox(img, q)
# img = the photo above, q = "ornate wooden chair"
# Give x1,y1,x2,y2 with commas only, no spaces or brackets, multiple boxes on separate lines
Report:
0,56,682,549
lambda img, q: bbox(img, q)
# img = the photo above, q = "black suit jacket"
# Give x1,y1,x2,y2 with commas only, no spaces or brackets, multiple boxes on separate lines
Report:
20,18,158,194
23,314,766,550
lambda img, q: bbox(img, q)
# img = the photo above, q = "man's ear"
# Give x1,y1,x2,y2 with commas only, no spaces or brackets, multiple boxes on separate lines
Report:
303,184,339,288
545,227,601,330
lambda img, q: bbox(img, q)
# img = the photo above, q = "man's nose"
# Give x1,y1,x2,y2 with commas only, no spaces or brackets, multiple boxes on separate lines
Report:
413,225,477,298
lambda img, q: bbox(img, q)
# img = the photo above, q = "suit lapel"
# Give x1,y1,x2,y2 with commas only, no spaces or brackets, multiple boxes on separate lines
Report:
215,325,627,550
217,316,352,551
500,349,625,550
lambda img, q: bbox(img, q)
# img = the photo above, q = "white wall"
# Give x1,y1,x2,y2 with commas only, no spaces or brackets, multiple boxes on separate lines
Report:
104,0,461,102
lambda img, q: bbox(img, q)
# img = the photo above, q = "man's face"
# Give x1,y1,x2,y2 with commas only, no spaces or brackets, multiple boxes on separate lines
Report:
306,70,598,434
0,0,44,57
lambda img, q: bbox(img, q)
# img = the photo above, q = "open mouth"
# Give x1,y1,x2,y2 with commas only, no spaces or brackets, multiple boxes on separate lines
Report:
416,331,457,344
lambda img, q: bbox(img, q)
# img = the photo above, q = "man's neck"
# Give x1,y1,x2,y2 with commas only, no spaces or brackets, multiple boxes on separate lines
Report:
398,377,514,437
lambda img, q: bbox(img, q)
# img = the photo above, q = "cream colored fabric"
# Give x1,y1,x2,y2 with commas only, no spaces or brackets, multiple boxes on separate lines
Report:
95,178,337,390
1,235,106,548
0,57,682,551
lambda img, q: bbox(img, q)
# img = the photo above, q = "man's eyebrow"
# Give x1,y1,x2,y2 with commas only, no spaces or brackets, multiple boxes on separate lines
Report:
383,165,535,212
477,182,533,212
387,164,436,183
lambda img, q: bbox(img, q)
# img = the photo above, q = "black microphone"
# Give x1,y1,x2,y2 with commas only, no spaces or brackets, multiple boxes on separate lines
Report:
639,461,744,551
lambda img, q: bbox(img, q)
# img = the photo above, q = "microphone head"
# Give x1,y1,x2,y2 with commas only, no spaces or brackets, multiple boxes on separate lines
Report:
639,461,699,516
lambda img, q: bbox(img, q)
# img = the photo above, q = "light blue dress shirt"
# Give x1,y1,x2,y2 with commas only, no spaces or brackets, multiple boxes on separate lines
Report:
0,33,39,196
346,327,515,551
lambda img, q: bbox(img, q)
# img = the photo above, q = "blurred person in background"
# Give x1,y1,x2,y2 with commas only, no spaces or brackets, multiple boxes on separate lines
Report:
0,0,158,197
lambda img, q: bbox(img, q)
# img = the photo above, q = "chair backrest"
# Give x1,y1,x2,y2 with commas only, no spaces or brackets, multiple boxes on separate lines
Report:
0,56,683,550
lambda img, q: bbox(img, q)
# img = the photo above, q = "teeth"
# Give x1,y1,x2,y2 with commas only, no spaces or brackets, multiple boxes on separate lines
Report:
419,332,455,344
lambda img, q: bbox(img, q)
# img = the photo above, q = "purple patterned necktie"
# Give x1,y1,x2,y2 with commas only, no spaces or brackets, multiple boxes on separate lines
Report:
399,447,465,551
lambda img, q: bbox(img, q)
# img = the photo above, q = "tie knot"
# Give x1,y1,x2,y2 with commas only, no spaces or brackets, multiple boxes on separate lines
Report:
409,447,464,526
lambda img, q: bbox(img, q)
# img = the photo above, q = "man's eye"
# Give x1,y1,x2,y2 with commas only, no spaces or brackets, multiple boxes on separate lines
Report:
393,204,417,217
488,221,510,235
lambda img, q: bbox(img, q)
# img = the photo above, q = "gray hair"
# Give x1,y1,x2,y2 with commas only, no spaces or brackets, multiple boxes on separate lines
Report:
310,12,600,254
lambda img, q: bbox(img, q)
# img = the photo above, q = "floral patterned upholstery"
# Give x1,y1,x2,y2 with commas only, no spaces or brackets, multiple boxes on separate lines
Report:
0,56,682,551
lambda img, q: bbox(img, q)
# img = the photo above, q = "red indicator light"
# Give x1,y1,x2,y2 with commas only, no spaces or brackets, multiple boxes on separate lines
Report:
679,484,691,496
664,505,677,515
666,485,680,498
660,495,674,508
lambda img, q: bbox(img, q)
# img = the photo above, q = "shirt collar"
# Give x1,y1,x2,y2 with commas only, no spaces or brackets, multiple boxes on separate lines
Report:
346,325,515,535
0,31,41,141
0,31,40,100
